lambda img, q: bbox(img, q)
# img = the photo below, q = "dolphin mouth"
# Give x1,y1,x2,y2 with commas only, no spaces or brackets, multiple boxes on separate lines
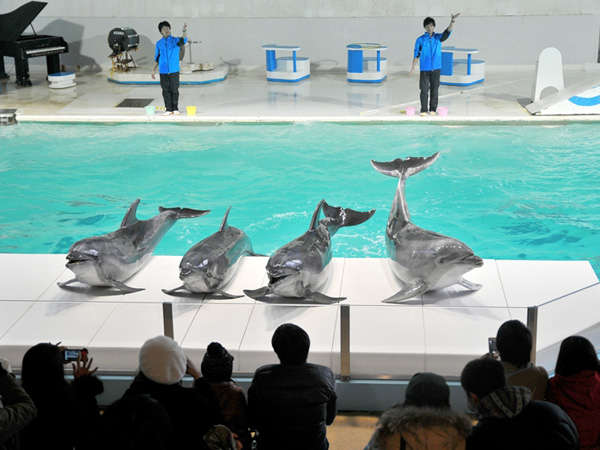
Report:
268,271,295,287
66,254,95,265
464,255,484,267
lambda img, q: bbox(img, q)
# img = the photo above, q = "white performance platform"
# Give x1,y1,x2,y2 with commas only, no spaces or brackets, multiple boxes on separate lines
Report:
107,65,228,85
0,254,597,379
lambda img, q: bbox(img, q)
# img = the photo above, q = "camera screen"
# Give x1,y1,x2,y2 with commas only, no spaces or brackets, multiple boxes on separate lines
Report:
64,350,79,360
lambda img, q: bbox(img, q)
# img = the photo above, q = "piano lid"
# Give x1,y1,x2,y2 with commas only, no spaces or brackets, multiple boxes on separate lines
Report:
0,1,48,43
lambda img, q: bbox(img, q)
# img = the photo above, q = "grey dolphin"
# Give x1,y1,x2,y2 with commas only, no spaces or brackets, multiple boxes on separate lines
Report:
244,200,375,304
58,199,210,294
371,153,483,303
162,207,261,298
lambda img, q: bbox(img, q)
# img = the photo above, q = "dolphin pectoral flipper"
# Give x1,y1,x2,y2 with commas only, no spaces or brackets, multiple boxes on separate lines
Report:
57,278,79,289
108,279,145,294
162,285,187,296
458,278,482,291
214,289,244,299
382,281,428,303
158,207,211,219
121,199,141,228
243,286,270,299
307,292,346,304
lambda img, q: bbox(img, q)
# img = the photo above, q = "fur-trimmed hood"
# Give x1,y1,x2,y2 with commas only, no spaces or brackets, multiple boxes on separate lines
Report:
365,406,472,450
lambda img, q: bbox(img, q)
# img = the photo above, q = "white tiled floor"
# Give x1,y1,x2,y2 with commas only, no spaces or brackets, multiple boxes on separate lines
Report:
2,66,599,121
496,260,599,307
0,254,598,376
0,254,67,301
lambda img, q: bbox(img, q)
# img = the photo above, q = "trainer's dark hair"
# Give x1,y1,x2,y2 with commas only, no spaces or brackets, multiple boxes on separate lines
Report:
158,21,171,32
555,336,600,377
423,17,436,28
272,323,310,365
496,320,532,368
461,358,506,398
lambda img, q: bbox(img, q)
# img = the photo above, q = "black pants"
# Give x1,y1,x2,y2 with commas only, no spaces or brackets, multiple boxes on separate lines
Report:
160,72,180,112
419,69,440,112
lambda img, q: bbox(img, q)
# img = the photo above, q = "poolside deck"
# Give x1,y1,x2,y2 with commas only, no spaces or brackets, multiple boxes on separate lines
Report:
0,254,598,380
1,65,600,122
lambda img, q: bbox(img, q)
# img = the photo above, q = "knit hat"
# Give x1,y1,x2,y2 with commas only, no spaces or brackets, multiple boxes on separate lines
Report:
139,336,187,385
201,342,234,382
404,372,450,408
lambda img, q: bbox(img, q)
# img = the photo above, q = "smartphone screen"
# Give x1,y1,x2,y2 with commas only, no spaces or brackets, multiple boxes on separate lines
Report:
488,337,497,354
63,349,80,362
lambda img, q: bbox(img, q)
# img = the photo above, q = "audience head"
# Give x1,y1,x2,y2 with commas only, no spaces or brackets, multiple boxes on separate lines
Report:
22,343,66,400
139,336,186,385
555,335,599,377
461,358,506,402
201,342,234,382
496,320,532,368
404,372,450,408
272,323,310,365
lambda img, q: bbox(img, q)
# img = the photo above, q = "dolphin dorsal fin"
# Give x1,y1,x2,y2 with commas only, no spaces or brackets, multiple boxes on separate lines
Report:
219,206,232,232
121,199,141,228
309,200,325,230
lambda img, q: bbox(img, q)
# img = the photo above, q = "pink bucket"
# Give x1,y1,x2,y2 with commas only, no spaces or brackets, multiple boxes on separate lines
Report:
437,106,448,116
405,106,416,116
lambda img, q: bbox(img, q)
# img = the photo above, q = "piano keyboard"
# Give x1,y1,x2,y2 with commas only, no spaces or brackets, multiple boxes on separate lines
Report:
25,46,66,56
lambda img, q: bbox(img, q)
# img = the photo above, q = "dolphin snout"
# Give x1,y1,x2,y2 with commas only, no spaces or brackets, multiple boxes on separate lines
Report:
464,255,484,267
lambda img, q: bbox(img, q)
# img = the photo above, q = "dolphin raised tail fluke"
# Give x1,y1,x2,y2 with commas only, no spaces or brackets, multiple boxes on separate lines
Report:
158,206,211,219
322,201,375,228
371,152,440,179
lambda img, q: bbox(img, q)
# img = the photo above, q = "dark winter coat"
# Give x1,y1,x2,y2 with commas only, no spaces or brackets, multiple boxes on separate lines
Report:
124,373,221,450
20,374,103,450
467,385,579,450
547,370,600,449
364,406,472,450
248,363,337,450
0,367,36,450
203,379,250,447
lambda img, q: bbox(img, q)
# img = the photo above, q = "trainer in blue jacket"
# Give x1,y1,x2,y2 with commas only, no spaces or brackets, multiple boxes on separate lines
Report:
152,21,188,115
410,14,460,115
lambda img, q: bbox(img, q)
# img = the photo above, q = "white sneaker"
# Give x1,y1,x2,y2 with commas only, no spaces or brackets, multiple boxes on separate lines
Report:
161,111,173,116
172,110,181,115
429,111,437,116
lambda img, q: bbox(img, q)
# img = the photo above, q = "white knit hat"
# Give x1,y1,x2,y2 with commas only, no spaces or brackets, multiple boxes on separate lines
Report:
139,336,187,385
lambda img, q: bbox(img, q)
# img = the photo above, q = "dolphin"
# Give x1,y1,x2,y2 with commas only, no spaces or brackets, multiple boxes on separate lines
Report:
244,200,375,304
371,153,483,303
162,207,261,298
58,199,210,294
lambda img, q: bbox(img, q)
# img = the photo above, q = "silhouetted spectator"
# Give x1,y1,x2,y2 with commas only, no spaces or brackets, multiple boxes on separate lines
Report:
0,359,36,450
201,342,250,448
248,323,337,450
365,372,471,449
461,358,579,450
20,343,103,450
547,336,600,450
124,336,221,450
496,320,548,400
100,393,172,450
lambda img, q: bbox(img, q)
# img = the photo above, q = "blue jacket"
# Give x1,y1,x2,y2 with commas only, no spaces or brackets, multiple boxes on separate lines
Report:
154,36,187,74
414,30,451,71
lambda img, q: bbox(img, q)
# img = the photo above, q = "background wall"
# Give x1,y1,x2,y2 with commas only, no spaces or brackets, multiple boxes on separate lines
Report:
1,1,599,71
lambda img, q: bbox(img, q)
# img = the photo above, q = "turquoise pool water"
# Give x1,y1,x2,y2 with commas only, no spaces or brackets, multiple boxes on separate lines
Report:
1,122,599,276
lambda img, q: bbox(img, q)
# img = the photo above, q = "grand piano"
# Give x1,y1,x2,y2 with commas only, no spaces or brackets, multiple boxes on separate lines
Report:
0,1,68,86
